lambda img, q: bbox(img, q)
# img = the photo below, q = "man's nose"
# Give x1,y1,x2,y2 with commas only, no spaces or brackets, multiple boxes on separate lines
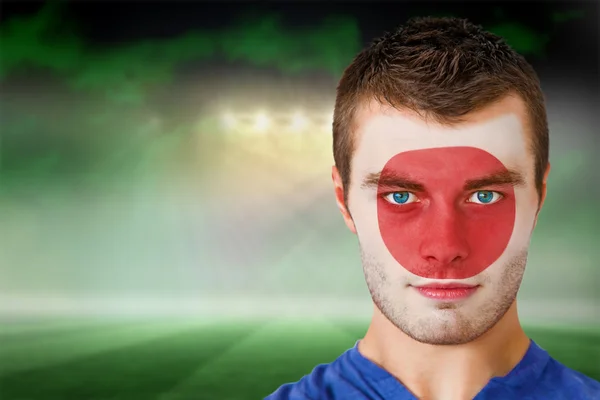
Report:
418,207,470,266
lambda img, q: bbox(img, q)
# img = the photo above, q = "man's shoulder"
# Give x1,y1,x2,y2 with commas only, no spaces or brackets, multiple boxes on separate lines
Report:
539,357,600,399
264,346,399,400
263,362,330,400
264,351,352,400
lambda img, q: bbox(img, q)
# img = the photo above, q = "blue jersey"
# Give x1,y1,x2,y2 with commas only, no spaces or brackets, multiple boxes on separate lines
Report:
265,340,600,399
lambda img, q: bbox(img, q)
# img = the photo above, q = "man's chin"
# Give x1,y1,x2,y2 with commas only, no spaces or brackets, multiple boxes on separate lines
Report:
407,330,483,346
403,313,486,345
376,299,493,346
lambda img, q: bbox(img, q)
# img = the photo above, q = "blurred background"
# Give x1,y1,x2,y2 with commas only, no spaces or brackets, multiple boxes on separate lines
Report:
0,1,598,399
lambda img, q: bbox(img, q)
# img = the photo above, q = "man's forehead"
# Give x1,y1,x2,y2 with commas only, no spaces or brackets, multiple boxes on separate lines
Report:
352,99,531,172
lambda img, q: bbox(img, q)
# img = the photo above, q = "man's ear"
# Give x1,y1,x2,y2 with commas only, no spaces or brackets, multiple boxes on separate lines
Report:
332,165,357,234
539,162,551,211
534,163,551,227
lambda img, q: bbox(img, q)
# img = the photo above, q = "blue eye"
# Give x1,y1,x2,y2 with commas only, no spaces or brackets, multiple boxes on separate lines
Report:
384,192,418,205
469,191,502,205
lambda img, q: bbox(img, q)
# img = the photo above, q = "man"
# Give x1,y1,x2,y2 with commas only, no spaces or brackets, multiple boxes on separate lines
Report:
265,17,600,400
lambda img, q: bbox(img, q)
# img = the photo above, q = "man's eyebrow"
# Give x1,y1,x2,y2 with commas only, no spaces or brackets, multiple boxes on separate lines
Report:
360,169,526,191
361,171,425,191
463,169,526,191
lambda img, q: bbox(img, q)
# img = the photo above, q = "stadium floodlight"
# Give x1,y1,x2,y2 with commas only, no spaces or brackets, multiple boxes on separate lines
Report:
221,112,237,130
290,111,308,131
254,111,270,132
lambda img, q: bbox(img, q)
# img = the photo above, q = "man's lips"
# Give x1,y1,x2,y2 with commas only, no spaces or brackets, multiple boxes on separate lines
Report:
417,283,477,289
412,283,480,300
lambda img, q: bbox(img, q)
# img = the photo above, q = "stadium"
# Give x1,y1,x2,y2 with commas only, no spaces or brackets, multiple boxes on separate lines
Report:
1,2,599,400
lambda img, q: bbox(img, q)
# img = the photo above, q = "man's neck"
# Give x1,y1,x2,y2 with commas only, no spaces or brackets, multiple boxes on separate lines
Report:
358,301,530,400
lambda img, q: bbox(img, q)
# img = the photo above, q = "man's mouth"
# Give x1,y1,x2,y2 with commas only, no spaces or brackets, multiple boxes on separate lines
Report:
412,283,480,301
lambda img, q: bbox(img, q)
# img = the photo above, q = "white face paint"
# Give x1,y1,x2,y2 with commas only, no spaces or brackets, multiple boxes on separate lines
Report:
347,98,541,345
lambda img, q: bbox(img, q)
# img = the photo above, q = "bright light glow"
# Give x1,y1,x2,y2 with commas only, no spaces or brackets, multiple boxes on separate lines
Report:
290,111,309,131
221,112,236,129
254,112,270,132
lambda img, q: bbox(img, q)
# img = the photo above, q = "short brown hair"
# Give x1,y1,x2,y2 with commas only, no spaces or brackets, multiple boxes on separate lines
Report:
333,17,549,208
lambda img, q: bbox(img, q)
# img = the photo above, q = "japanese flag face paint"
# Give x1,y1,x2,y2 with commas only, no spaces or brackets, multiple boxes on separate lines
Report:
376,146,518,280
347,97,542,345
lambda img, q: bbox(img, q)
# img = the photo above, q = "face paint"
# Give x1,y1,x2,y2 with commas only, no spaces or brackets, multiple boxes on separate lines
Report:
376,147,518,280
347,98,541,344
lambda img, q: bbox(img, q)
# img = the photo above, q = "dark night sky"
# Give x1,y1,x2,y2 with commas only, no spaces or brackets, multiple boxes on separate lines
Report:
2,1,598,76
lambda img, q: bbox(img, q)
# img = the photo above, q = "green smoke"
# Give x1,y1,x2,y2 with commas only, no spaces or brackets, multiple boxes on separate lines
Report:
220,14,358,76
552,9,586,23
0,3,361,106
0,1,84,79
487,23,550,57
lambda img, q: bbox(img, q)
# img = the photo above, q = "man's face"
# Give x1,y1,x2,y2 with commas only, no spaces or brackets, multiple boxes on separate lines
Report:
338,96,546,345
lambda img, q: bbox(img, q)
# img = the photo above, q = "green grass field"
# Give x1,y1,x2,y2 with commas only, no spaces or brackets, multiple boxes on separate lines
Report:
0,317,598,400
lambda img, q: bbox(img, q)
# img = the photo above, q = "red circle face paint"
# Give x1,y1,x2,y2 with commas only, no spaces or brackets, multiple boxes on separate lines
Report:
377,147,516,280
